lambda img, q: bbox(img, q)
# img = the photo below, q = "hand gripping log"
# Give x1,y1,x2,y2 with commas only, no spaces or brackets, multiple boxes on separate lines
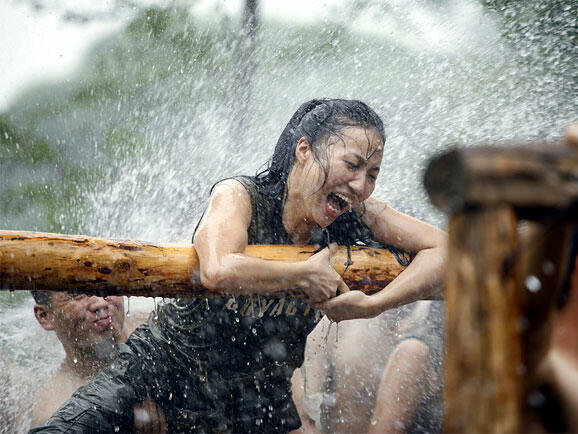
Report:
0,231,406,298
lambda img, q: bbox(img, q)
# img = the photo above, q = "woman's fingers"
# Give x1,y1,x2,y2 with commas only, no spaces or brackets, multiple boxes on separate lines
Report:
336,277,350,295
305,243,350,301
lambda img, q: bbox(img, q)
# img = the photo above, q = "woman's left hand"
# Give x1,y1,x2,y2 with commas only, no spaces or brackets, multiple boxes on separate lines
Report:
314,291,379,322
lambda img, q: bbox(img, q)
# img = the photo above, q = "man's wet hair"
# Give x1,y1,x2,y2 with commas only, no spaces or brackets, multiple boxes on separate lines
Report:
30,290,53,307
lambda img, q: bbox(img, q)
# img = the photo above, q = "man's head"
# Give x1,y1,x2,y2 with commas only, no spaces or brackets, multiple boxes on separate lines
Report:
32,291,125,363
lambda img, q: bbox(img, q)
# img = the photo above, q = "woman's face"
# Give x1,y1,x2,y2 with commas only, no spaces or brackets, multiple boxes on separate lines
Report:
295,126,384,228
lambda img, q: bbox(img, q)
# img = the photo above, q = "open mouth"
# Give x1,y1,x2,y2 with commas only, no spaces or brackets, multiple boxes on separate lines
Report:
327,192,352,215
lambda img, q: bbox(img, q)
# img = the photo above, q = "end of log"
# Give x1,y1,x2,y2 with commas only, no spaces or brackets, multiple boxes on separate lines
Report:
424,143,578,217
423,147,467,214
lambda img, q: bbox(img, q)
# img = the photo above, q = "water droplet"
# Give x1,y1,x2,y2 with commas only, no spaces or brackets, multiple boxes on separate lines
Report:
525,275,541,292
541,261,555,276
528,391,546,408
73,357,78,364
231,336,236,342
126,296,131,317
114,426,120,433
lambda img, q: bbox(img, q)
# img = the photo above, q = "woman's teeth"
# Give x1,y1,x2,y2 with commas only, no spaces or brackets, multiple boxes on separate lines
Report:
334,193,352,208
328,201,340,214
327,192,352,215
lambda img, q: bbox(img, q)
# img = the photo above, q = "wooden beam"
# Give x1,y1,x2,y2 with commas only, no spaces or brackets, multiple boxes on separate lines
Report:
518,222,572,430
423,143,578,217
0,230,406,298
444,205,522,433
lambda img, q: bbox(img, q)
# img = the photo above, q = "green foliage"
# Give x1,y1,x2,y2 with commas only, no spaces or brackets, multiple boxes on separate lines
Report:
0,115,57,164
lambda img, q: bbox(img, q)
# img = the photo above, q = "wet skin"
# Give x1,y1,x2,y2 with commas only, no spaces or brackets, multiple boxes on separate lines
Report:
284,126,384,238
195,122,445,309
45,293,125,355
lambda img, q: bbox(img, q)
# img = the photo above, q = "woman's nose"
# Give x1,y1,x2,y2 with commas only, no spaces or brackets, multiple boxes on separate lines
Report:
348,172,366,196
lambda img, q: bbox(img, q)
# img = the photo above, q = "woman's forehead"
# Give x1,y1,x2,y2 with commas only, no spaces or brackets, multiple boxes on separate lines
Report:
332,126,384,158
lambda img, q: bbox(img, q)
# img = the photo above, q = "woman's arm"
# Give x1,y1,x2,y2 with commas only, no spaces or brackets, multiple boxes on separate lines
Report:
317,197,447,321
193,179,348,301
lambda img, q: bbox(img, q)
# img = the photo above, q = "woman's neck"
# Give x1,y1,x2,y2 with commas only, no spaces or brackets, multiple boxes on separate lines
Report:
282,191,317,244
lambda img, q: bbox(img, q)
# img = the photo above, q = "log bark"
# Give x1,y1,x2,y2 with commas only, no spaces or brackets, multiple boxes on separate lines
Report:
0,230,406,298
423,143,578,218
518,222,572,430
444,205,522,433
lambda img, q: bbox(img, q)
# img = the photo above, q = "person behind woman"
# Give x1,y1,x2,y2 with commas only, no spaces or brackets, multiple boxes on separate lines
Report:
31,98,446,433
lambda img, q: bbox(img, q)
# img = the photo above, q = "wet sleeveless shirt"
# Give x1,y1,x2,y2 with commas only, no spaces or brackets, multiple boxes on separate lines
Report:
151,176,323,376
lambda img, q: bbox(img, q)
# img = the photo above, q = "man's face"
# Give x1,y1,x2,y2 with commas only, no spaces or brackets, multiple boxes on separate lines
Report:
38,292,125,357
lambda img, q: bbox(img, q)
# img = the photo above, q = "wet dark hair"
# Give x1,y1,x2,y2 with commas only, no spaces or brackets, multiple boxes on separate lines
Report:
250,99,413,265
31,290,52,307
254,98,386,201
202,98,411,265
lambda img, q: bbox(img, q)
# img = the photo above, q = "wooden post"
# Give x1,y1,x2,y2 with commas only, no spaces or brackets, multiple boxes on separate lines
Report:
0,230,406,297
424,140,578,433
444,205,521,433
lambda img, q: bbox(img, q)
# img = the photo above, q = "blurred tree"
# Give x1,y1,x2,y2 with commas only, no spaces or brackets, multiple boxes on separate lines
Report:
232,0,259,150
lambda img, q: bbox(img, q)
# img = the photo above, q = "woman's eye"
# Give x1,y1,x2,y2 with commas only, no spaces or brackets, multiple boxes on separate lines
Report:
346,161,357,171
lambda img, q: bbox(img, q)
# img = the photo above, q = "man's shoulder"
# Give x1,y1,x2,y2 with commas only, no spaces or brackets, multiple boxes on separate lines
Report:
30,368,84,427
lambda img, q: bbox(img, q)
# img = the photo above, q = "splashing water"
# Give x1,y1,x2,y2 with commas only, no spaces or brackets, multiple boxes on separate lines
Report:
0,0,575,431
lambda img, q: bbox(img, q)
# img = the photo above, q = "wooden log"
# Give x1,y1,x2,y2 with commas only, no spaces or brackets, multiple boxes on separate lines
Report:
423,143,578,218
444,205,522,433
518,222,572,430
0,230,407,298
518,223,572,379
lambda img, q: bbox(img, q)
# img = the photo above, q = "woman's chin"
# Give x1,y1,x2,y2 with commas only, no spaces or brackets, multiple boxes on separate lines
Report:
318,213,338,228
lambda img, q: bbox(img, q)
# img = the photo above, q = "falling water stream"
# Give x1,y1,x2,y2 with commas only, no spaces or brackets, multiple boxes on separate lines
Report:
0,0,576,431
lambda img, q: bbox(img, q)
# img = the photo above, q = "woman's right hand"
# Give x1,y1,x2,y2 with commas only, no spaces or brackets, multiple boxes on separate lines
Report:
300,244,350,303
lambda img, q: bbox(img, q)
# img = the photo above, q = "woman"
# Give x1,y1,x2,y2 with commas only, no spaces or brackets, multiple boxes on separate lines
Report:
31,99,445,433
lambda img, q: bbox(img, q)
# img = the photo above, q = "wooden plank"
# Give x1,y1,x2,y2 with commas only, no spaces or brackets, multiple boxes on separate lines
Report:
0,230,407,297
444,205,521,433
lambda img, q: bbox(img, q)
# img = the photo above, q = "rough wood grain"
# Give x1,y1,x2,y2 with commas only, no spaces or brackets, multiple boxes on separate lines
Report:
518,222,572,430
444,205,521,433
0,230,407,297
